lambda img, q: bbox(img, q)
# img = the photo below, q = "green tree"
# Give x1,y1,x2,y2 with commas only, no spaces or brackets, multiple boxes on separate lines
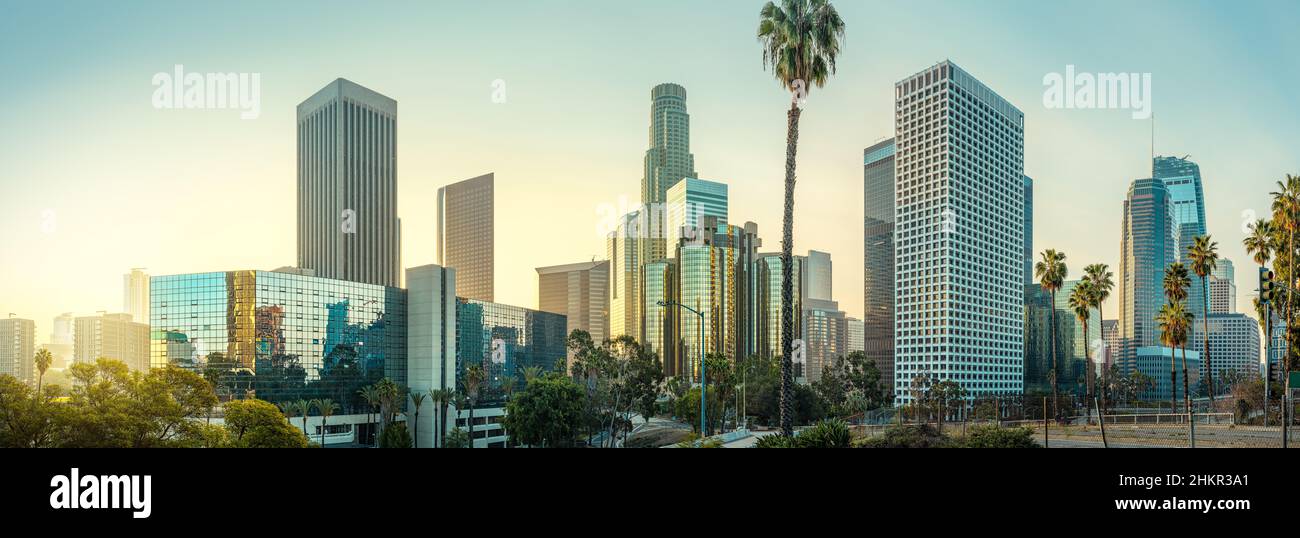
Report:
927,379,966,433
358,385,380,446
407,392,425,448
1187,235,1219,404
428,388,455,448
1156,301,1191,414
1270,175,1300,387
0,374,65,447
462,365,486,448
378,421,412,448
1162,262,1192,413
1068,279,1096,418
312,398,339,447
224,399,310,448
33,348,53,396
502,373,585,447
1035,249,1067,416
756,0,846,437
1083,263,1114,412
293,398,313,437
62,358,218,447
443,427,470,448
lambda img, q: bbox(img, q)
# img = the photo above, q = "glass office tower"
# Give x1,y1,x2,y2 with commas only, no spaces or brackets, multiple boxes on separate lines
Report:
454,298,568,409
1024,281,1099,396
863,138,896,395
1118,178,1179,373
642,260,678,376
665,177,728,255
150,270,407,413
642,83,698,264
753,253,803,363
893,61,1025,404
1154,155,1207,318
673,218,757,380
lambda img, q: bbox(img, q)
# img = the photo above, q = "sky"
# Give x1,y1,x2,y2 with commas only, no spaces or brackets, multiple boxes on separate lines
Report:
2,0,1298,346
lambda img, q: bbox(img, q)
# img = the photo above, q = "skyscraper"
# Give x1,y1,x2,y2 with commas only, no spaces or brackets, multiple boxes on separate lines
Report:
846,317,865,354
1193,313,1260,386
1024,281,1098,395
893,61,1025,404
536,260,610,357
1210,259,1236,314
1118,178,1179,372
297,78,402,287
803,250,833,301
673,218,757,380
0,317,36,384
608,210,643,342
863,138,896,395
665,177,727,253
754,253,803,363
123,268,150,325
642,83,697,263
642,259,678,375
1155,155,1207,320
437,173,495,302
802,298,847,383
1024,175,1034,284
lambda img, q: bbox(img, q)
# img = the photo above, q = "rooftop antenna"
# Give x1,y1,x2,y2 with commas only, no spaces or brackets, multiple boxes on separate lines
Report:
1150,112,1155,176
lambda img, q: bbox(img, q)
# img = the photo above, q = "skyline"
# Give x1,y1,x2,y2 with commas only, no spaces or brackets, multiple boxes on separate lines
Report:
4,0,1300,346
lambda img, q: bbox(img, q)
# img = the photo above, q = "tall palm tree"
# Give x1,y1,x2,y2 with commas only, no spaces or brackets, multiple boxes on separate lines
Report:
313,398,339,447
1187,235,1219,405
33,348,52,396
408,392,426,448
294,398,313,436
1035,249,1067,415
1244,219,1275,391
1162,262,1191,413
1068,280,1096,420
358,385,380,446
1270,175,1300,391
428,388,455,448
757,0,846,437
1156,302,1187,414
1083,263,1114,412
462,365,486,448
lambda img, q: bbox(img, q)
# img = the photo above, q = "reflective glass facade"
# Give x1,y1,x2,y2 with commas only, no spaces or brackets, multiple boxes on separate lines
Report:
642,83,697,263
150,270,406,413
674,219,757,380
1024,282,1098,396
753,253,803,362
455,298,567,409
1118,178,1178,373
1155,155,1207,319
642,260,677,375
863,138,896,395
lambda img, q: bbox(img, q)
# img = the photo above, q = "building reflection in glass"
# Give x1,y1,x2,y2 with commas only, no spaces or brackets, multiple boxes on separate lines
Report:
150,270,406,413
455,298,567,408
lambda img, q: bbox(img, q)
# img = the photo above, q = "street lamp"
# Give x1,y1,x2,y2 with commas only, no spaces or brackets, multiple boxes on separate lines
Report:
659,300,706,437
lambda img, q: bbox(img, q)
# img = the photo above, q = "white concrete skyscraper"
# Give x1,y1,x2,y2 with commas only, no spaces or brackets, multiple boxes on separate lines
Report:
297,78,401,287
892,61,1025,404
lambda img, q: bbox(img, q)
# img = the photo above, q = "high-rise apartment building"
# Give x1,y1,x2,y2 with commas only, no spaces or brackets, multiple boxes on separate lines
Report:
1209,259,1236,314
297,78,401,287
1192,313,1260,389
0,317,36,384
846,317,864,354
437,173,495,302
123,268,150,326
863,138,896,395
1118,178,1179,373
76,313,149,372
536,260,610,358
42,312,76,370
803,250,833,301
892,61,1025,403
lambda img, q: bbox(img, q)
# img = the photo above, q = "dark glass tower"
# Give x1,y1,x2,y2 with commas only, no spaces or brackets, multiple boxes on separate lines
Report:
863,138,896,396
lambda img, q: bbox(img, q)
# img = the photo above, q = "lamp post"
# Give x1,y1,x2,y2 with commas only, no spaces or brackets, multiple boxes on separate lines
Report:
659,300,706,436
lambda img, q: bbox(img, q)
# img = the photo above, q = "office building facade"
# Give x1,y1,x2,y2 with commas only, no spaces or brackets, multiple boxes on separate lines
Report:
753,253,804,364
642,83,698,263
297,78,402,287
0,318,36,384
608,210,644,342
863,138,896,395
76,313,150,372
1024,281,1099,396
536,260,610,351
1117,178,1179,373
893,61,1025,403
802,298,847,383
665,177,727,253
437,173,495,302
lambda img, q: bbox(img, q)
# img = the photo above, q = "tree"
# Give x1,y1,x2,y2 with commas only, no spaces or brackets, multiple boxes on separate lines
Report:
293,398,313,437
502,373,585,447
428,388,455,448
33,349,53,396
61,358,218,448
358,385,380,446
927,380,966,433
378,421,412,448
1270,175,1300,390
407,392,425,448
0,374,65,447
1162,262,1192,413
1083,263,1114,412
462,365,486,448
1068,279,1096,419
1156,301,1191,414
1035,249,1068,415
224,399,310,448
443,427,470,448
1187,235,1219,405
757,0,846,437
312,398,339,447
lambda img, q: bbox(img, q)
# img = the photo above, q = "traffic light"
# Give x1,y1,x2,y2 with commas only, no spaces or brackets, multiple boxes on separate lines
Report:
1260,267,1276,304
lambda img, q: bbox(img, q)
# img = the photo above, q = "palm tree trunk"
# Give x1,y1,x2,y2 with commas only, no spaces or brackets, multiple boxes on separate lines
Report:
412,411,419,448
1181,345,1191,415
778,102,802,437
468,407,475,449
1203,299,1214,406
1049,292,1059,417
1099,300,1108,416
1082,321,1092,423
320,417,326,447
1170,349,1177,415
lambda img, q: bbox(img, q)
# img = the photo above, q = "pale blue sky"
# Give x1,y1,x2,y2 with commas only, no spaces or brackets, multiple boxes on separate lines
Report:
2,0,1298,344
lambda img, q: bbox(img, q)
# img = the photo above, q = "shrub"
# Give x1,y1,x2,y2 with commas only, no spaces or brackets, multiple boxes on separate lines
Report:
957,425,1040,448
856,424,952,448
378,422,412,448
754,418,851,448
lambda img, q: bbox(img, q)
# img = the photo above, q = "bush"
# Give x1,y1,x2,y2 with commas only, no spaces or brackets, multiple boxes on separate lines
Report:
754,419,851,448
378,422,412,448
856,424,952,448
957,425,1040,448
